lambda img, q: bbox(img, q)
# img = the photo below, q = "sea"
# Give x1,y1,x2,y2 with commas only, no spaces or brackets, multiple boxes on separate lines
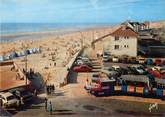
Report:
0,23,114,42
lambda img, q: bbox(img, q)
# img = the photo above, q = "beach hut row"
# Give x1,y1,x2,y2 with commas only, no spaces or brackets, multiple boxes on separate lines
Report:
0,48,41,62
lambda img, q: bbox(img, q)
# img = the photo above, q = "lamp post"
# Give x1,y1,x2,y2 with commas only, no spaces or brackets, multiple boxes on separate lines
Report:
22,43,28,85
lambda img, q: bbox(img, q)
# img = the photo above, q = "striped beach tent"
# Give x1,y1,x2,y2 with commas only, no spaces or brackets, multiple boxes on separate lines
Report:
0,55,5,62
28,49,33,54
32,48,37,53
16,51,22,57
4,54,11,60
9,51,17,58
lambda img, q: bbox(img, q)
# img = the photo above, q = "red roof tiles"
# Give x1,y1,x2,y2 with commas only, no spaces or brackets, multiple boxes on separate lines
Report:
111,26,138,37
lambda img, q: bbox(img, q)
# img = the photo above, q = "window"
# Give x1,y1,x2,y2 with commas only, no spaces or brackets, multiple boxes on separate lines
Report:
114,45,119,50
124,45,129,48
115,36,119,41
124,36,129,39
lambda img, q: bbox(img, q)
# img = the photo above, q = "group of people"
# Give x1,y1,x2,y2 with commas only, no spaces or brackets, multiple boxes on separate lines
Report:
44,98,53,115
46,84,55,95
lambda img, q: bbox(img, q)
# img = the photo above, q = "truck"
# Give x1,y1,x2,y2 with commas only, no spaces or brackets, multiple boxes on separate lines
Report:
90,78,116,96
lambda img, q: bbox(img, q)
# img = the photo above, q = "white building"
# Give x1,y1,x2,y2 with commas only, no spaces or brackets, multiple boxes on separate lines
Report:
110,26,138,57
93,25,138,57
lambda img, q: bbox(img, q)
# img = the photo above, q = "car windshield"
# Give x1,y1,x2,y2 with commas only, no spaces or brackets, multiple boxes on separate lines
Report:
7,95,15,100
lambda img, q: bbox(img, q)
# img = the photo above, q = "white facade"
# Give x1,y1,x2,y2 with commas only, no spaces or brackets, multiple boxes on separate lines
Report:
110,36,137,57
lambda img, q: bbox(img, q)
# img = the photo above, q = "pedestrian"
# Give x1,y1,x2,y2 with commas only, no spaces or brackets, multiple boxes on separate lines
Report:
20,97,24,110
44,98,48,111
46,85,49,94
52,84,55,92
34,89,37,97
50,84,53,94
48,101,53,115
0,99,3,107
48,85,51,94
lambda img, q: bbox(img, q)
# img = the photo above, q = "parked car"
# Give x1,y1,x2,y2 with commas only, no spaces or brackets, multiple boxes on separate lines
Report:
112,65,120,70
131,65,147,75
0,92,19,108
112,57,119,63
138,58,145,64
75,59,93,68
103,51,110,62
9,88,33,103
127,67,139,75
73,65,92,72
103,66,115,71
103,56,110,62
77,56,91,61
115,67,128,75
154,59,162,66
91,73,102,82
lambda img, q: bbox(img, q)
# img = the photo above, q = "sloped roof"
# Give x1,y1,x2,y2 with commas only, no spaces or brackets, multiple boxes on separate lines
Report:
120,75,149,83
92,25,138,45
111,26,138,37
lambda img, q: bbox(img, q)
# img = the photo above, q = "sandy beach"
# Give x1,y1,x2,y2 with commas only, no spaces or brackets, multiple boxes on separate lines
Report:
0,25,119,87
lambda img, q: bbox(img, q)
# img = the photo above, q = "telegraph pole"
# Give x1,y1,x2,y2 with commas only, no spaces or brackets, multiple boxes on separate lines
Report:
79,31,84,49
22,43,28,85
25,52,28,85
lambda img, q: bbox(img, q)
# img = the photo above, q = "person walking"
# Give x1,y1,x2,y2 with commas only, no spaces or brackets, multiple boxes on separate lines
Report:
48,101,53,115
34,89,37,97
20,97,24,110
46,85,49,95
44,98,48,111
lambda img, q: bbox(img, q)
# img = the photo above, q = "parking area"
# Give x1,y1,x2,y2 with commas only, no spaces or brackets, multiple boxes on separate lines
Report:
72,49,165,100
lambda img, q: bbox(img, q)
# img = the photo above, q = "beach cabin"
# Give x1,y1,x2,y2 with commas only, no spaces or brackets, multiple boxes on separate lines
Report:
16,51,22,57
32,48,37,53
9,51,17,59
28,49,33,54
36,48,41,53
119,75,150,95
4,54,11,61
155,78,165,97
0,55,5,62
20,51,26,56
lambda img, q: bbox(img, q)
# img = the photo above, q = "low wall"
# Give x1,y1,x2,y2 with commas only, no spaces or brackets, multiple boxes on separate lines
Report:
58,48,85,87
0,61,29,92
0,61,14,66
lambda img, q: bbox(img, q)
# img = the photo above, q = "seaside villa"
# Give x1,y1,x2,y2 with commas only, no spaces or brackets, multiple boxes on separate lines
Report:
110,25,138,57
92,25,138,57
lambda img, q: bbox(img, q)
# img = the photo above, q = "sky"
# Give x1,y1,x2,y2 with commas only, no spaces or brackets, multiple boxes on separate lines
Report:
0,0,165,23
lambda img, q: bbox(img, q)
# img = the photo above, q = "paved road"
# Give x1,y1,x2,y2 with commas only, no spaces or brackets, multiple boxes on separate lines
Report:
9,71,165,117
